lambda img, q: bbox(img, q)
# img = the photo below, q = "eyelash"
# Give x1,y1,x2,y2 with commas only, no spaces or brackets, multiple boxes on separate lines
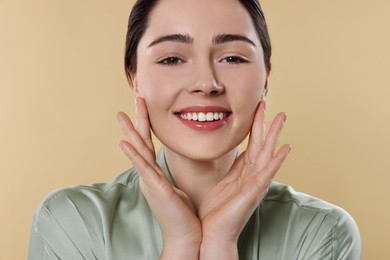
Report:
156,56,183,66
221,56,249,64
156,55,249,66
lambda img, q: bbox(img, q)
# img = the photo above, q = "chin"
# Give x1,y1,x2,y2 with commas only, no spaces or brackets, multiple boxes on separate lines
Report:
161,135,245,162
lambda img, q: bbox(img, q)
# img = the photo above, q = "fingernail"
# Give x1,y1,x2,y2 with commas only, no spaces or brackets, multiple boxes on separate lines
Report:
283,113,287,123
288,146,292,153
263,101,267,112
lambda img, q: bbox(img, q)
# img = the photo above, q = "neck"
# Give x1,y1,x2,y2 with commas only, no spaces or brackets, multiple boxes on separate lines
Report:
164,146,237,210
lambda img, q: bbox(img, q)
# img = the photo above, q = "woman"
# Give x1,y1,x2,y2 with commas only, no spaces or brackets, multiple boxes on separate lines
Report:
28,0,361,259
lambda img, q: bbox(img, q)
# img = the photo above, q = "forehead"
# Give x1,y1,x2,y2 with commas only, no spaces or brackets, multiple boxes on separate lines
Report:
141,0,259,45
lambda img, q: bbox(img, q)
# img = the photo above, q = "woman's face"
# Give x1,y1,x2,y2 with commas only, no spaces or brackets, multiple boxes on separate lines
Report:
133,0,268,160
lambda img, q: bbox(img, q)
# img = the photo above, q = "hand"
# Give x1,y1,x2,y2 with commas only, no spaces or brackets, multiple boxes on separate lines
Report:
198,101,291,259
117,97,201,259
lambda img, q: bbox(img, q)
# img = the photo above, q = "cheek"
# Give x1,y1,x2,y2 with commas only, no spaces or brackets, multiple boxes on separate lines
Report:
136,67,182,111
221,65,265,106
222,65,265,135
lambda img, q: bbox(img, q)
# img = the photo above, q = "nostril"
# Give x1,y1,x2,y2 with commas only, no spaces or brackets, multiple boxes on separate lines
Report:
210,90,219,95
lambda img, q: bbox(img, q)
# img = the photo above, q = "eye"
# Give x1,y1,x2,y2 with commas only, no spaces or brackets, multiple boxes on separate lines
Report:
221,56,249,64
157,56,183,66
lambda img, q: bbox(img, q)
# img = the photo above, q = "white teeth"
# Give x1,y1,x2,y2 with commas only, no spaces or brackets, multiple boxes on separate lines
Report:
214,112,219,120
179,112,228,122
206,112,214,121
198,113,206,122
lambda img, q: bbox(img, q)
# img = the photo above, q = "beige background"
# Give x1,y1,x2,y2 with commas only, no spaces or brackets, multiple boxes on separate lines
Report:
1,0,389,259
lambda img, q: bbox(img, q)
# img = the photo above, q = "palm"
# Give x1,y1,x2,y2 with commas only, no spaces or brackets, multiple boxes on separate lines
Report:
117,97,202,247
198,152,267,241
139,174,201,242
198,102,290,243
118,98,290,255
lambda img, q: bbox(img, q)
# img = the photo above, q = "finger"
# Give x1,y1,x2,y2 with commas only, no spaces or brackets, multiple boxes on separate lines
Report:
255,112,287,171
222,151,246,183
135,96,155,154
117,111,157,168
257,144,291,183
118,140,165,187
118,140,185,221
243,144,291,205
246,101,266,164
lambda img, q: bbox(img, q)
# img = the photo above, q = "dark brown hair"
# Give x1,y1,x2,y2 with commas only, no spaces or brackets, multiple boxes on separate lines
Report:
124,0,272,81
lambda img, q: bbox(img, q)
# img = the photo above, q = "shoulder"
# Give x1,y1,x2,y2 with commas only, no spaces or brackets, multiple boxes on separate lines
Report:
260,182,361,259
34,167,140,218
32,167,141,238
29,167,146,258
264,182,358,226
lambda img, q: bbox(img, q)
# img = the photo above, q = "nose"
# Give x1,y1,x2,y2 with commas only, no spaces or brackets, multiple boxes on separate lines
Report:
188,61,225,96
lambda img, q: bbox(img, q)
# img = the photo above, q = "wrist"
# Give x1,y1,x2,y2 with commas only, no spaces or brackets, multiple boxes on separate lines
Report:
161,238,201,260
200,239,238,260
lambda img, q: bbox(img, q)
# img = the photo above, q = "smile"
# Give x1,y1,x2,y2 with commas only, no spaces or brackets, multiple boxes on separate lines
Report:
174,106,232,131
177,112,228,122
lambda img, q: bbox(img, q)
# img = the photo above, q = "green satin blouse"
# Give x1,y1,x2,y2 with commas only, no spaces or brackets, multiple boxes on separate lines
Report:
28,148,361,259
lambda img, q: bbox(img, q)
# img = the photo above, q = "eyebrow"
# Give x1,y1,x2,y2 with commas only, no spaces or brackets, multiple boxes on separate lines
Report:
213,33,256,47
148,33,256,48
148,33,193,47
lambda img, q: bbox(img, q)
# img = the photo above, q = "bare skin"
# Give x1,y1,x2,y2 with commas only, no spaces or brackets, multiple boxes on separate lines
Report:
117,0,290,258
117,98,290,259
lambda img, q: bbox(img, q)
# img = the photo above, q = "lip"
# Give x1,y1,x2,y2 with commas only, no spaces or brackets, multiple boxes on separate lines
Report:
174,106,232,131
175,105,231,113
